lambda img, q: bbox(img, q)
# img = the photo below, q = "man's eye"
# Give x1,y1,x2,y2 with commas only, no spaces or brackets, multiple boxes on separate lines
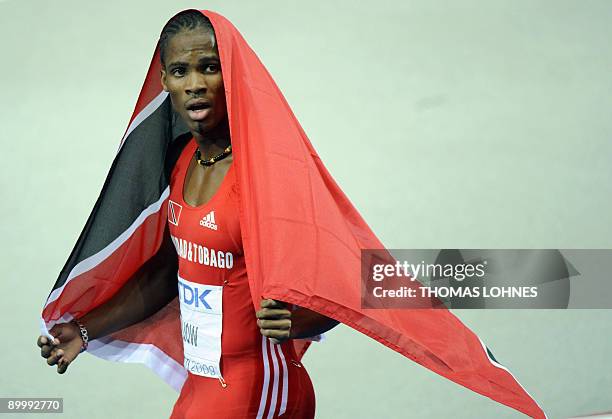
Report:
205,64,219,73
171,68,186,77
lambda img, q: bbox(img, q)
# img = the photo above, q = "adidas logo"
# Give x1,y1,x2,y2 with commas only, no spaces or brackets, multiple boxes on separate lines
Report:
199,210,218,230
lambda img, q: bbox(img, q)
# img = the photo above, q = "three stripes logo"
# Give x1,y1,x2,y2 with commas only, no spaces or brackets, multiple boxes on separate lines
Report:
168,200,183,226
199,210,218,231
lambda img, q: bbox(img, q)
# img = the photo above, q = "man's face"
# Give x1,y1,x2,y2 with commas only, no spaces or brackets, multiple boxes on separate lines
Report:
160,29,226,135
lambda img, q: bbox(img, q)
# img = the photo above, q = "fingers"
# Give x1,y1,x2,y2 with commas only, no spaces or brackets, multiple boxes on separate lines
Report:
52,342,81,374
38,325,78,374
258,300,292,343
257,318,292,344
56,354,72,374
37,336,47,348
260,299,287,309
40,343,53,359
259,324,291,339
257,318,291,331
57,360,69,374
258,300,291,321
39,336,59,359
256,309,291,320
49,325,64,340
37,335,59,349
46,348,64,366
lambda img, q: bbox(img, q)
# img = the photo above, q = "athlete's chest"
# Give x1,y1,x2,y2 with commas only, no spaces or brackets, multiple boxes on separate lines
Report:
183,152,233,207
167,140,243,270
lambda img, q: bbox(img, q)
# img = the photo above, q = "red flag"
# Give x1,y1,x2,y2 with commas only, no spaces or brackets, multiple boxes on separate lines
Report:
41,9,546,418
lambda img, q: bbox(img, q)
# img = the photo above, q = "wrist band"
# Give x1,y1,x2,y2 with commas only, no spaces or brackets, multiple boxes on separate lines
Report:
71,319,89,353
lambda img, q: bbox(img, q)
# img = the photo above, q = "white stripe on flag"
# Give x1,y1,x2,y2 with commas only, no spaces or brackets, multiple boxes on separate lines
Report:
117,91,169,153
87,336,187,392
44,186,170,309
477,337,547,418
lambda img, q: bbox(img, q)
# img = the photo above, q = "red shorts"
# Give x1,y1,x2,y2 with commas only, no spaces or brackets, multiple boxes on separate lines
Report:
170,338,315,418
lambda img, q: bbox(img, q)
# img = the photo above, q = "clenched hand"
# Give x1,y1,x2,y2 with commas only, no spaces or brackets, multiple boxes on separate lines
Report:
36,323,84,374
256,299,292,344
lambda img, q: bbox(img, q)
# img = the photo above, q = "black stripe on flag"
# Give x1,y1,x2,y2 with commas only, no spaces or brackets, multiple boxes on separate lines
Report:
52,97,190,292
486,346,500,364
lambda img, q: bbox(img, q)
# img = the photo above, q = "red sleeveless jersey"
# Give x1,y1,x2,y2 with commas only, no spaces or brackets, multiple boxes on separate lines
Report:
167,138,315,419
167,138,259,357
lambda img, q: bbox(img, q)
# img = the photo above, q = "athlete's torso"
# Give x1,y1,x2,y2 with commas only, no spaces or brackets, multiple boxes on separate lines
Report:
168,138,260,358
167,138,315,418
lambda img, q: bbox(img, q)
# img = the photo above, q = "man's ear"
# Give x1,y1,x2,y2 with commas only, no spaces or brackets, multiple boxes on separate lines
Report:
160,67,168,92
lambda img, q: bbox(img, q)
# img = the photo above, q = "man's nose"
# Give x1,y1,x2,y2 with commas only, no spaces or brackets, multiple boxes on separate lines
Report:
185,72,207,96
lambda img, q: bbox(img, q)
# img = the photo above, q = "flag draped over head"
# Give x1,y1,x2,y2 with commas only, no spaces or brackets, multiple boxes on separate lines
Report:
41,9,546,418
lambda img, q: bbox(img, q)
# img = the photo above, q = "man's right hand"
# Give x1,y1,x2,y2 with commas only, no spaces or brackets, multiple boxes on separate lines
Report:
37,323,84,374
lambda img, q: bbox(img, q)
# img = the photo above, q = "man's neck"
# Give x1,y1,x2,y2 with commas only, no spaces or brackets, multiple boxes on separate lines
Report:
192,119,231,157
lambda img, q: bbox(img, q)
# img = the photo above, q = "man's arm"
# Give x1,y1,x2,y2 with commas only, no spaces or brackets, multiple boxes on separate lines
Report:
79,227,178,340
37,226,178,373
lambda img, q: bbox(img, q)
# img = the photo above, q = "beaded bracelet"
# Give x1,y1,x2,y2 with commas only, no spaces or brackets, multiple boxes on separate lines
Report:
71,319,89,353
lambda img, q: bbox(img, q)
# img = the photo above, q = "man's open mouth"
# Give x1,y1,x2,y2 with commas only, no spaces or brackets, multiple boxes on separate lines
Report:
186,101,212,121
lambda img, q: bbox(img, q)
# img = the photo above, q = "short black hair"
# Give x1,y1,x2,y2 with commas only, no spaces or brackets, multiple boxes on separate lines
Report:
159,10,215,67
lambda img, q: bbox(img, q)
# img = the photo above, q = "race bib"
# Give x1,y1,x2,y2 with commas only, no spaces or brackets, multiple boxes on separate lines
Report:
177,275,223,378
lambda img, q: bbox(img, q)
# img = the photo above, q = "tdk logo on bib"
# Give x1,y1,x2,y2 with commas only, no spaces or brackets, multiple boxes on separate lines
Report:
181,284,211,309
178,276,222,315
